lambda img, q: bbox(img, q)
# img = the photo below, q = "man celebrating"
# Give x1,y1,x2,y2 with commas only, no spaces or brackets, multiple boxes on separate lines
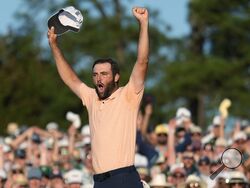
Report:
48,7,149,188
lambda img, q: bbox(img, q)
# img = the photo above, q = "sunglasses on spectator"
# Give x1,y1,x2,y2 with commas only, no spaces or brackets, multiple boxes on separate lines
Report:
235,139,246,144
12,169,23,174
157,133,168,137
186,182,201,188
230,182,246,186
198,162,209,166
173,173,185,178
191,133,201,136
183,156,193,160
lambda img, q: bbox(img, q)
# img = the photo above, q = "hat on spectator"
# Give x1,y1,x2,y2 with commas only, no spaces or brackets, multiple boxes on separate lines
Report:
15,149,26,159
155,124,168,135
12,163,22,171
48,6,83,35
50,168,63,179
81,124,90,136
182,151,194,159
46,122,58,131
0,169,7,180
233,131,247,142
198,156,210,165
228,171,248,184
64,169,83,184
190,126,202,134
58,137,69,147
14,174,28,186
215,137,228,147
170,163,186,175
7,122,19,135
212,116,221,127
185,175,206,188
31,133,41,144
27,167,42,180
149,173,173,187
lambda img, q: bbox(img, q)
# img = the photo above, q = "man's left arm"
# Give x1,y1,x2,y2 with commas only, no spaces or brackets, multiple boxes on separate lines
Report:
130,7,149,93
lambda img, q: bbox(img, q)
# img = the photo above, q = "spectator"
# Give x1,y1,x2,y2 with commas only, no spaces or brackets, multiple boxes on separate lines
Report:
228,171,249,188
213,137,228,160
154,123,168,155
232,132,249,160
197,156,215,188
149,173,174,188
64,169,83,188
168,163,186,188
27,167,42,188
50,167,65,188
183,174,206,188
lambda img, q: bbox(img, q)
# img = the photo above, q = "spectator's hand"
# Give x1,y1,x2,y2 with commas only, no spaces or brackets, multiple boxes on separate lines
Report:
132,7,149,24
168,118,176,134
68,124,77,137
145,103,153,116
47,26,57,47
26,127,35,138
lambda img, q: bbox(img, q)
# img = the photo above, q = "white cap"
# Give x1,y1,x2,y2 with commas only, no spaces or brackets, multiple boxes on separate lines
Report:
228,171,248,184
46,122,58,131
149,173,173,187
215,138,228,147
48,6,83,35
233,131,247,142
64,169,83,184
185,174,201,184
58,137,69,147
81,125,90,136
213,115,221,126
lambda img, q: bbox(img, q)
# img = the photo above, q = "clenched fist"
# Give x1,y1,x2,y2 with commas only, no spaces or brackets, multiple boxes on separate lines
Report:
132,7,149,24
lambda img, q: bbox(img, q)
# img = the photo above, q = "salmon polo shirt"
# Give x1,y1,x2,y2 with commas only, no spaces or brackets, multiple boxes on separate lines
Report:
79,79,144,174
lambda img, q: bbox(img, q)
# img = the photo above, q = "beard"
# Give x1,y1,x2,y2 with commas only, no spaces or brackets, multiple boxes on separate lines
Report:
95,79,117,100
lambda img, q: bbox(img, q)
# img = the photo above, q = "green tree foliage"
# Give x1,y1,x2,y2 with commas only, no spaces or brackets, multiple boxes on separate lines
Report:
0,0,170,133
151,0,250,127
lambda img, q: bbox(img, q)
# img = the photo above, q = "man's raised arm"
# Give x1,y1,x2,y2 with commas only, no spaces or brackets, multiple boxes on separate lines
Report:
130,7,149,93
47,27,83,99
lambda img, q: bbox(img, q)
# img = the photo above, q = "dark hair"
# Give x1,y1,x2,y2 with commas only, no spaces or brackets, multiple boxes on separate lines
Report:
92,58,120,76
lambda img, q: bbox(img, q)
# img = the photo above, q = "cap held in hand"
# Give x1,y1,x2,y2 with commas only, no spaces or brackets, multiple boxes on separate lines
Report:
48,6,83,35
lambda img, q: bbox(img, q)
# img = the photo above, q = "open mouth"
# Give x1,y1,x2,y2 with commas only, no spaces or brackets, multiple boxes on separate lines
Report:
97,83,104,92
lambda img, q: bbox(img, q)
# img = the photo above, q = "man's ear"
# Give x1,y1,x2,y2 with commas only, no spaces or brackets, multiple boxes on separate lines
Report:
114,73,120,83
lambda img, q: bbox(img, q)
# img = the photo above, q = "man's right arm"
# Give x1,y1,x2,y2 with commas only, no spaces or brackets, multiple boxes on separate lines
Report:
47,27,84,99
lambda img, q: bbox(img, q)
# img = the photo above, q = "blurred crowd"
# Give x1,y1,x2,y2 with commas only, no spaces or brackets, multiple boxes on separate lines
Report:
0,104,250,188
